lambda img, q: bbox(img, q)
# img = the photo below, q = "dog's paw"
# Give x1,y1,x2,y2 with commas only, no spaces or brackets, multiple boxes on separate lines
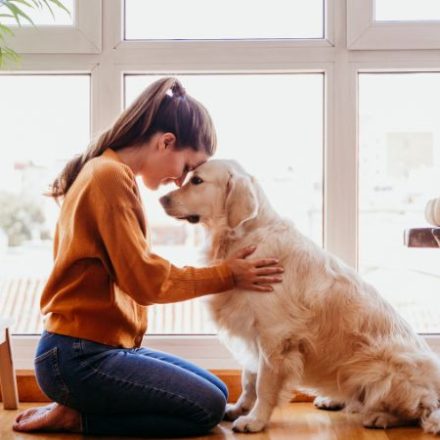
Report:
362,412,401,429
232,415,266,433
224,403,249,421
313,396,344,411
422,408,440,434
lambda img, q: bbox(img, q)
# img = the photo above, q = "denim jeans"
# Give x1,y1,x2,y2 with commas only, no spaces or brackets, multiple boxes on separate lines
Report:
34,331,228,437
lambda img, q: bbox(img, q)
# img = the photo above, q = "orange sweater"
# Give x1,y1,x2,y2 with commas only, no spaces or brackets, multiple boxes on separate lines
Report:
41,148,234,348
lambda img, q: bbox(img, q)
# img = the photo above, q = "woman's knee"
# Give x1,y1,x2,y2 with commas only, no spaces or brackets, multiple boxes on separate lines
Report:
213,376,229,400
195,386,227,431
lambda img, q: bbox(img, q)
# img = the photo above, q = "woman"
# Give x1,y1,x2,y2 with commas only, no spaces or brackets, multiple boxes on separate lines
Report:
13,77,283,437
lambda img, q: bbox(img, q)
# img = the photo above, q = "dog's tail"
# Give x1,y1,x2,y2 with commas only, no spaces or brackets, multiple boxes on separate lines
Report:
421,354,440,434
338,341,440,432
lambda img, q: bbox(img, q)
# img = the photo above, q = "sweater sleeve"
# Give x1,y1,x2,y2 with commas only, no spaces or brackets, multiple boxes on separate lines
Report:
88,162,234,306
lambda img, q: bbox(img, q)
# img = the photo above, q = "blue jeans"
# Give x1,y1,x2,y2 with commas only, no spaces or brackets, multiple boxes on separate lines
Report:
34,331,228,437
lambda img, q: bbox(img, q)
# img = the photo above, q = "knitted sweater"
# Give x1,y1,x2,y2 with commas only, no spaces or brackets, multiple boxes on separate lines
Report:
40,148,234,347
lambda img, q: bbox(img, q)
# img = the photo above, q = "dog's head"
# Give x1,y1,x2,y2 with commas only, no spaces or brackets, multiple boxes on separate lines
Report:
160,159,259,230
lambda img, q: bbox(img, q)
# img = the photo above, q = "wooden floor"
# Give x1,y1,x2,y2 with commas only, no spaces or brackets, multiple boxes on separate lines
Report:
0,402,436,440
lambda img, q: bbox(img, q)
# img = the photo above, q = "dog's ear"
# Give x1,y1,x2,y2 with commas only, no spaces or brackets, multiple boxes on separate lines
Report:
225,173,259,229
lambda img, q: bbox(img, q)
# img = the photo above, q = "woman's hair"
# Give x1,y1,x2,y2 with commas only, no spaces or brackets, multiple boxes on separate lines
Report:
48,76,217,202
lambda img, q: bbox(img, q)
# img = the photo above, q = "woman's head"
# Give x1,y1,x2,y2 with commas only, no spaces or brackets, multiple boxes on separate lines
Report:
123,131,210,190
49,77,217,200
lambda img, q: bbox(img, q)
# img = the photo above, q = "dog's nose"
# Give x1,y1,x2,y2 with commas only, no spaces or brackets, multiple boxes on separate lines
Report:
159,195,171,208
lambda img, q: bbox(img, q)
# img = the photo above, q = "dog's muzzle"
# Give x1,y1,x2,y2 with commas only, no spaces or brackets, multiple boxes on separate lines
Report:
159,196,200,224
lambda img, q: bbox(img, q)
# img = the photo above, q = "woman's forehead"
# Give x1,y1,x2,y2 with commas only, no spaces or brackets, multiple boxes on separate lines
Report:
185,149,209,167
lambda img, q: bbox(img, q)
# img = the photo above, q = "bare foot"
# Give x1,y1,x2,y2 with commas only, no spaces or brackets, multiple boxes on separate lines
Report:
13,402,82,433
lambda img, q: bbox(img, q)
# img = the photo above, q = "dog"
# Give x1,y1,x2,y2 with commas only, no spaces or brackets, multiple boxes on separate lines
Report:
160,159,440,434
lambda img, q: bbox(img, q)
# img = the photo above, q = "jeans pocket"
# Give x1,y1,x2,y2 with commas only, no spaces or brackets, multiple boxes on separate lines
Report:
35,347,70,405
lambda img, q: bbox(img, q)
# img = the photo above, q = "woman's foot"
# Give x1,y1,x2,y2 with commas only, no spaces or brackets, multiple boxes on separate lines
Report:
13,402,82,433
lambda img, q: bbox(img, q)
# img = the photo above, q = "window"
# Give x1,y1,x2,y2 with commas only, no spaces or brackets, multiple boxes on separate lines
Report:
0,74,90,335
347,0,440,49
124,0,325,40
126,73,324,333
375,0,440,21
359,73,440,333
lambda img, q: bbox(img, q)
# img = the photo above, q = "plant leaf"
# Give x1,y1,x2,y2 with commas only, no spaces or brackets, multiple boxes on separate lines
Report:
46,0,69,16
0,22,14,36
0,44,20,68
10,0,34,9
26,0,44,7
3,1,35,25
40,0,54,18
0,2,21,25
0,0,70,68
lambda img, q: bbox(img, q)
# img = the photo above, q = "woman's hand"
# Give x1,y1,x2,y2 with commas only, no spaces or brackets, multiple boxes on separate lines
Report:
224,245,284,292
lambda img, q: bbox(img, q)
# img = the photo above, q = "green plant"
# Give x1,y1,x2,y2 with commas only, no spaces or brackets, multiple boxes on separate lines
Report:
0,191,47,246
0,0,70,67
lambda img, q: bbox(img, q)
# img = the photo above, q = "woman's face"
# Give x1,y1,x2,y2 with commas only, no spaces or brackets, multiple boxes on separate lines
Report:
140,133,209,190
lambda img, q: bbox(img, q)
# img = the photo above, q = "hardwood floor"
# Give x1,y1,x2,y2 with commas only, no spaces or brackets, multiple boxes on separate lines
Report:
0,402,435,440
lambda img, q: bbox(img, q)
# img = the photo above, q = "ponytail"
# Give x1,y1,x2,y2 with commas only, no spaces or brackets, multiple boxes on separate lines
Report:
48,77,216,202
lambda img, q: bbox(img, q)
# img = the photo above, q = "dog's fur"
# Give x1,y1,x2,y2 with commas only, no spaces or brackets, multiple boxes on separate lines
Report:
160,159,440,434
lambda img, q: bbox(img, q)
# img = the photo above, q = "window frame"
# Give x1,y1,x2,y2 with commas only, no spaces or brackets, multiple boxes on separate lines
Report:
119,0,333,47
347,0,440,50
4,0,102,53
3,0,440,370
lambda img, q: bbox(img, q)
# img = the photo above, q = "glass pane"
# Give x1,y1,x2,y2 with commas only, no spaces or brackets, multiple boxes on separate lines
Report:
359,73,440,333
125,74,324,333
125,0,324,40
375,0,440,21
1,0,74,26
0,75,90,334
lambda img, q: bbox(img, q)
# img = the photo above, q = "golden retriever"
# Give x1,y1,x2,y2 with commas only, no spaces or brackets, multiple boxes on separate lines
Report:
160,159,440,434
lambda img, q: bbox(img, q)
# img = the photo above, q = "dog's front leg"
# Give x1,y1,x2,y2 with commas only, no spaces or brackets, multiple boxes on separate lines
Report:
224,369,257,421
232,355,287,433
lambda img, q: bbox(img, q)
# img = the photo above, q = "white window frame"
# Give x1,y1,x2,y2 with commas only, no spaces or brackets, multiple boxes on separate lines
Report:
347,0,440,50
4,0,102,53
4,0,440,370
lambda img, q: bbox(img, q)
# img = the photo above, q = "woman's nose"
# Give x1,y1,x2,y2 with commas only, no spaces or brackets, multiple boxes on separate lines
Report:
175,176,185,187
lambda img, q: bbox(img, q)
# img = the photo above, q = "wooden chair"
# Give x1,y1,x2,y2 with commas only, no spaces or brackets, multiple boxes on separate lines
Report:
0,319,19,409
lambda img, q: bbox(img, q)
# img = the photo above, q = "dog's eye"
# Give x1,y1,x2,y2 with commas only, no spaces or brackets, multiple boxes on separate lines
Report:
190,176,203,185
